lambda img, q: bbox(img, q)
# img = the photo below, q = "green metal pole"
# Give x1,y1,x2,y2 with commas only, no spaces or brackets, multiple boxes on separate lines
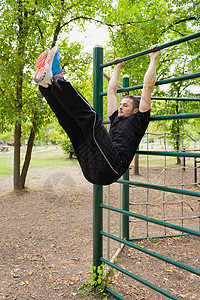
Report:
194,157,197,186
101,258,182,300
150,97,200,101
117,179,200,197
93,45,103,268
93,45,104,116
100,204,200,237
101,231,200,275
122,75,130,240
137,150,200,158
101,31,200,67
150,112,200,121
100,72,200,96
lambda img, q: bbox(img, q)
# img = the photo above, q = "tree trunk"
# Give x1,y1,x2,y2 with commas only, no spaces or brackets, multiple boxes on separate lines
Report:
14,72,23,190
14,122,22,190
134,149,139,175
13,0,27,190
21,128,36,189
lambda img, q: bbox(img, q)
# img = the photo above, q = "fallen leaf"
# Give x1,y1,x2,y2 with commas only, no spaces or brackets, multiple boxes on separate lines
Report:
180,294,189,298
27,272,33,276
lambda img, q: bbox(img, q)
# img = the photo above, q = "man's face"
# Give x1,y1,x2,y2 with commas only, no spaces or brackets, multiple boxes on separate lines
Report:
118,98,138,119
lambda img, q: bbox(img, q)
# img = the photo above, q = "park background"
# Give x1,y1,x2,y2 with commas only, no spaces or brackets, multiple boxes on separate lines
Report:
0,0,199,190
0,0,200,299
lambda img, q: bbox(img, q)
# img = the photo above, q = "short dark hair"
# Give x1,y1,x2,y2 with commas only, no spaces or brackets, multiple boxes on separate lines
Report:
123,95,140,109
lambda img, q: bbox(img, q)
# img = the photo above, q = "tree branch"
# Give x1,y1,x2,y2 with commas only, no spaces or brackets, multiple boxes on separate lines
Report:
60,16,154,30
163,16,197,34
168,16,197,29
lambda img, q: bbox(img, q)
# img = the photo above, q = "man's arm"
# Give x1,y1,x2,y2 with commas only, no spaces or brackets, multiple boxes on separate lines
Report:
139,45,161,112
107,59,124,117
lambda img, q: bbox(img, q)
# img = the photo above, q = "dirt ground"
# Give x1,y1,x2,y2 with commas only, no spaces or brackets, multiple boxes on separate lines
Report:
0,164,199,300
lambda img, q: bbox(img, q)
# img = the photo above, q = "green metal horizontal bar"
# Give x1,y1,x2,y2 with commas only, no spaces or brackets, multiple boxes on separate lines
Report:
100,72,200,96
130,233,189,241
101,258,182,300
150,113,200,121
100,204,200,237
117,179,200,198
137,150,200,158
150,97,200,101
155,72,200,86
101,231,200,276
102,120,110,125
102,112,200,125
101,32,200,68
105,287,126,300
108,95,200,102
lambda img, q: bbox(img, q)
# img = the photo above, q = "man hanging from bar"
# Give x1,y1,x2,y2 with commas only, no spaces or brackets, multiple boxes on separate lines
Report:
34,45,161,185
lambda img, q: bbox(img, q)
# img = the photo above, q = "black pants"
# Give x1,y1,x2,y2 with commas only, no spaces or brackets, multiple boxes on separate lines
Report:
39,79,126,185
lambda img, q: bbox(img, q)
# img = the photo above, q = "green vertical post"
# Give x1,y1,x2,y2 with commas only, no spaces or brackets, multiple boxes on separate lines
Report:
93,45,103,268
194,157,197,186
122,75,130,240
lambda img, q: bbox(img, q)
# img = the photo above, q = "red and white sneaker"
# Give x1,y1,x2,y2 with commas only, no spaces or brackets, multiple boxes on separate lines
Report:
34,45,60,87
34,49,50,83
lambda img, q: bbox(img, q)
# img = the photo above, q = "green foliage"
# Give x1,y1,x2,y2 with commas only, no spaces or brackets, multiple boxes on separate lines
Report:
103,0,200,85
0,0,199,188
0,0,113,189
77,263,113,299
149,238,159,245
60,137,76,159
102,0,200,153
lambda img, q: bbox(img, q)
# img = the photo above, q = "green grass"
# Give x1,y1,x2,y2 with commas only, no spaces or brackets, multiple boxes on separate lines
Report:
30,155,78,168
0,147,78,178
0,146,196,178
0,157,14,176
138,155,195,168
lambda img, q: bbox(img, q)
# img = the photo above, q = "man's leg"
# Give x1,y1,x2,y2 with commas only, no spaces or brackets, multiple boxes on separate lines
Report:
39,83,123,184
51,79,125,185
35,47,124,185
39,85,83,150
75,113,125,185
51,78,95,118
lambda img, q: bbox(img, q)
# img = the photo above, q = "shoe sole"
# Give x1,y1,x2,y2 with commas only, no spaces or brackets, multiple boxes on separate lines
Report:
36,49,49,68
34,49,49,82
35,45,58,85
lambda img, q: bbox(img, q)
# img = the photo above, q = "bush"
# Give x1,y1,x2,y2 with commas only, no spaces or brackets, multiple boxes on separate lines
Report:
61,137,76,159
